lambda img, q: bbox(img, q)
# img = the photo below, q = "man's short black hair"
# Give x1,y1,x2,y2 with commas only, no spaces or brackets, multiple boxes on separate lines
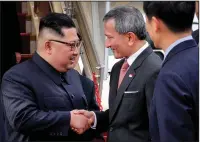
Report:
39,13,76,37
143,2,195,33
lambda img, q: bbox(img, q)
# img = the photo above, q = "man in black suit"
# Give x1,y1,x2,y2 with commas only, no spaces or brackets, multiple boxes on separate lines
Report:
73,6,162,142
144,2,199,142
1,13,101,142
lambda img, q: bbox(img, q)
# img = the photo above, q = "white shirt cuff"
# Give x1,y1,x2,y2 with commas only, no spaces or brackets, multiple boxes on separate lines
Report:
90,111,97,129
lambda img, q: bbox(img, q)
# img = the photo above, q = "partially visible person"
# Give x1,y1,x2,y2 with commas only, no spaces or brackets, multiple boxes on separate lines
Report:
1,2,22,78
1,2,22,142
72,6,162,142
144,2,199,142
1,13,98,142
72,35,105,142
192,1,199,44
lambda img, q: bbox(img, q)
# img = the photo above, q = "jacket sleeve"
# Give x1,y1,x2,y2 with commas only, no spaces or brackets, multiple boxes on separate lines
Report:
1,73,71,136
153,72,196,142
95,109,109,133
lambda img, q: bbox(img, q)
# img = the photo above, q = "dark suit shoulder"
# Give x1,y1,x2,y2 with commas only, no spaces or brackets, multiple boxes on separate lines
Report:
162,46,198,75
3,59,34,80
80,75,93,86
158,46,198,100
142,51,162,76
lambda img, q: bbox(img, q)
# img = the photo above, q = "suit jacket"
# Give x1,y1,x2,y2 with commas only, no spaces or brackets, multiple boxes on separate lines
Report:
1,52,101,142
95,47,162,142
150,39,199,142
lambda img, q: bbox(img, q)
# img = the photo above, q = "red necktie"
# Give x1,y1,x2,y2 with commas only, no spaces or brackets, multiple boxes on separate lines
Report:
118,60,129,88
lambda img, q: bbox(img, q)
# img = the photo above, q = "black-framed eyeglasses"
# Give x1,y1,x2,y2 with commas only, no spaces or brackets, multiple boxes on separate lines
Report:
49,39,82,51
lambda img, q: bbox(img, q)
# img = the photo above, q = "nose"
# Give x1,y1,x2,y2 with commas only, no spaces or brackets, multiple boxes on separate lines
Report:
73,47,79,55
105,39,111,48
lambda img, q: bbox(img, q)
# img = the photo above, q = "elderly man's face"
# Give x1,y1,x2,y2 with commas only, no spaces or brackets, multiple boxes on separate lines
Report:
49,28,80,72
104,19,130,59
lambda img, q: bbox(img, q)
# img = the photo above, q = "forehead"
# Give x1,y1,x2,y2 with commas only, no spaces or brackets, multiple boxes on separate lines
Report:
62,27,79,41
104,19,117,34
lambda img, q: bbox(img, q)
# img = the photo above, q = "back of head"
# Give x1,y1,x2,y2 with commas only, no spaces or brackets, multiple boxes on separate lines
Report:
103,6,146,40
143,2,195,33
39,13,76,38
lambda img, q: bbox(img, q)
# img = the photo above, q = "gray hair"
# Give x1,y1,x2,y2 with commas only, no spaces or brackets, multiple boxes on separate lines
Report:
103,6,146,40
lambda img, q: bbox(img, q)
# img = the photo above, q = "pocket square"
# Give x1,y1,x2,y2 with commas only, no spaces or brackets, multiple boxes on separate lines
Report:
124,91,139,94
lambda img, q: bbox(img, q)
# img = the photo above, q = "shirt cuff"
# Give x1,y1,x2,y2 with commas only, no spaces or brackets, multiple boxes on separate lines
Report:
91,111,97,129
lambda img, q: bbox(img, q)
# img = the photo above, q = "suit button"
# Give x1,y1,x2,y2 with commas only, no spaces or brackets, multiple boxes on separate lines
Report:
61,78,65,82
71,94,74,99
110,127,113,132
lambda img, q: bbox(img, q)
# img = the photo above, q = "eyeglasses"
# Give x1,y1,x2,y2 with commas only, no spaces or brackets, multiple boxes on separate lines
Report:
49,39,83,51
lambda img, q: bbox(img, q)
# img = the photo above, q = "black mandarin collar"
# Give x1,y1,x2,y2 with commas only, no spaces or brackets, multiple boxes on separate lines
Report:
32,52,68,85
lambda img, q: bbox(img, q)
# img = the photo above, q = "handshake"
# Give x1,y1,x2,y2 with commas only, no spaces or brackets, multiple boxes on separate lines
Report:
70,110,95,134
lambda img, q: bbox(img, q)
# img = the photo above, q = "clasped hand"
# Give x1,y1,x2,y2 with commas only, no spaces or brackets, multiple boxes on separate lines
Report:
70,110,95,134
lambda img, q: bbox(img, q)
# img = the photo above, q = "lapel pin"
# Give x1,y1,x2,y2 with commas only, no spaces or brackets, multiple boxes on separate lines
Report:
129,74,134,78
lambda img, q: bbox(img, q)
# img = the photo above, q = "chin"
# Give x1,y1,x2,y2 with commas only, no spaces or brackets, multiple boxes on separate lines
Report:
114,54,123,59
153,43,160,49
113,53,120,59
67,64,75,70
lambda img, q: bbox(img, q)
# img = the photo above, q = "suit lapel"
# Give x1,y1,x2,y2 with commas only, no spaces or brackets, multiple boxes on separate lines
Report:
109,47,153,122
62,70,88,109
162,39,197,67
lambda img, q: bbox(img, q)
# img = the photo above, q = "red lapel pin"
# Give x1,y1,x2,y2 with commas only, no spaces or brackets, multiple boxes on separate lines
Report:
129,73,134,78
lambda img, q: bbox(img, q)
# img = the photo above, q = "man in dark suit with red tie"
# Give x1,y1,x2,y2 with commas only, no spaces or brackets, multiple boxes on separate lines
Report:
144,2,199,142
72,6,162,142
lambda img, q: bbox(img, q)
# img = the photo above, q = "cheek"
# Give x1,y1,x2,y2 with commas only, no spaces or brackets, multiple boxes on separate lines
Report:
55,48,71,61
146,23,152,35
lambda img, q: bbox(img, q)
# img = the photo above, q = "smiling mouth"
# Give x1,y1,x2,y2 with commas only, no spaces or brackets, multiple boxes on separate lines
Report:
70,56,76,62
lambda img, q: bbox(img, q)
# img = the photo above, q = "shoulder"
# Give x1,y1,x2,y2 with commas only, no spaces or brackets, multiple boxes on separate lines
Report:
1,60,35,89
142,51,162,76
80,75,94,86
3,60,33,80
164,46,198,73
147,51,162,67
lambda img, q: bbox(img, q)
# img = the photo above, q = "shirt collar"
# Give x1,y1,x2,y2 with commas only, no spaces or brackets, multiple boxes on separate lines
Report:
32,52,66,85
164,35,193,60
127,41,149,66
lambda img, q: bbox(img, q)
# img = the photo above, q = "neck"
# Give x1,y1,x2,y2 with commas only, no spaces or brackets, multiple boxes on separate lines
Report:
159,31,192,52
37,50,53,68
129,40,146,56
